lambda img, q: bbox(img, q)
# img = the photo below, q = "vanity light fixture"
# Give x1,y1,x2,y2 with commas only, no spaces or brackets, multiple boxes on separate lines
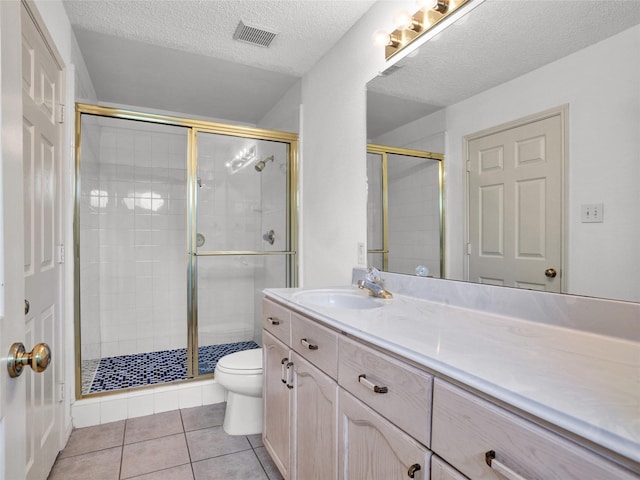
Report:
225,145,258,174
377,0,474,60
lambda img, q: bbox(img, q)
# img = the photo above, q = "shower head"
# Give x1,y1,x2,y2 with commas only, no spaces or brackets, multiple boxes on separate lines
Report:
255,155,274,172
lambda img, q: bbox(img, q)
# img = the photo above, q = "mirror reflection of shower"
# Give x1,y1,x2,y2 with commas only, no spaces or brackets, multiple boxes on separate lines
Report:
262,229,275,245
255,155,274,172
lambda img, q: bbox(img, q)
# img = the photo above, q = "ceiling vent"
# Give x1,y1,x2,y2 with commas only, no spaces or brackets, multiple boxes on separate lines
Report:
233,20,278,48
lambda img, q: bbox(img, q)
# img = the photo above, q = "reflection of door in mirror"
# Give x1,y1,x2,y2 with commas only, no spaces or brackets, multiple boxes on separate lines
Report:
367,145,444,277
467,110,564,292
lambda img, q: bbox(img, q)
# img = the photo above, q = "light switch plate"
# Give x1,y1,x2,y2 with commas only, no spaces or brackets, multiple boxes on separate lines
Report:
581,203,604,223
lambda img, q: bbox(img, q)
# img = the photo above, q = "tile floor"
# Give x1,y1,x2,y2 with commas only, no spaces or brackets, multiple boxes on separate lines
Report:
47,403,283,480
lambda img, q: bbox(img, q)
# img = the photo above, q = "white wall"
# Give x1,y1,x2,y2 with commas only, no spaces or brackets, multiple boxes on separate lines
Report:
299,0,414,286
444,25,640,302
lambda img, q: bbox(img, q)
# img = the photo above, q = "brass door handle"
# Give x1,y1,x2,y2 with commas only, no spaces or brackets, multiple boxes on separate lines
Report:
7,342,51,378
545,268,557,278
24,299,30,315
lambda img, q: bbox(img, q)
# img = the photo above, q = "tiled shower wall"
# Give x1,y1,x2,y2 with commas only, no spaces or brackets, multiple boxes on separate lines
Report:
80,118,188,360
388,158,441,276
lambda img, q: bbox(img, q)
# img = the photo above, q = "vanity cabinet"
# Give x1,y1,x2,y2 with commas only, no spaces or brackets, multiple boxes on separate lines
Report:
264,296,637,480
262,299,338,480
431,379,637,480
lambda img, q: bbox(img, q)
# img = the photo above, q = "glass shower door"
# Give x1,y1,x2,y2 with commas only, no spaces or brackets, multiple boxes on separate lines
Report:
192,131,293,376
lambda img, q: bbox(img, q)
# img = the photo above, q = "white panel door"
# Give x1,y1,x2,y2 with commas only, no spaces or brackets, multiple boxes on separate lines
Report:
21,4,63,479
468,113,563,292
1,2,28,479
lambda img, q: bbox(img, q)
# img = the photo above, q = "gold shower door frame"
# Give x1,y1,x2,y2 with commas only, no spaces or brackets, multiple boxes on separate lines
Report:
74,103,298,399
366,144,445,276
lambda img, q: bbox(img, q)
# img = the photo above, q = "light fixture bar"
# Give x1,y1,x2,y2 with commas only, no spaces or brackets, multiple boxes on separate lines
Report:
384,0,472,61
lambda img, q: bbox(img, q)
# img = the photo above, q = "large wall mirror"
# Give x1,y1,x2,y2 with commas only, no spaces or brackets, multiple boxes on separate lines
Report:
366,0,640,303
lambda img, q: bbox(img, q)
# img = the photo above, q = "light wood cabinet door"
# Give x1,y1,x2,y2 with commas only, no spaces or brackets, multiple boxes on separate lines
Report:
263,331,291,479
431,456,468,480
292,352,338,480
338,389,431,480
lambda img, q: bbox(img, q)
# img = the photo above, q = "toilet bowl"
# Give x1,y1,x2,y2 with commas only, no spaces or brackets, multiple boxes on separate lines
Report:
214,348,263,435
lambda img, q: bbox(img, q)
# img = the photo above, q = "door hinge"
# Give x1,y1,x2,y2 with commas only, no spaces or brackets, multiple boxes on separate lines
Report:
57,244,65,264
59,382,65,402
466,160,471,172
56,103,65,124
467,243,472,255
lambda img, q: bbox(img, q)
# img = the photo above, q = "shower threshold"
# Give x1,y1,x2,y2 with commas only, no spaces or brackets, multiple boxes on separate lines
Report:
81,341,259,395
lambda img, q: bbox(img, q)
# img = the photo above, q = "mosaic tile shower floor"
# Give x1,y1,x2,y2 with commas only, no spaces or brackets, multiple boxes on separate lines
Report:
82,341,260,394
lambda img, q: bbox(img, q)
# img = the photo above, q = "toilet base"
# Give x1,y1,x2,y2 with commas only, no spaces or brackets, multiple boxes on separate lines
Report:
223,392,263,436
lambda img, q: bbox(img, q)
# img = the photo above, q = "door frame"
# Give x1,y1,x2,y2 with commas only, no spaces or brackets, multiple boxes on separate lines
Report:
463,105,569,292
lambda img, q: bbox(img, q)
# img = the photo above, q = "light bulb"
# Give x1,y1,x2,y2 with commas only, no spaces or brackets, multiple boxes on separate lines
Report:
372,28,391,48
393,9,414,30
416,0,449,13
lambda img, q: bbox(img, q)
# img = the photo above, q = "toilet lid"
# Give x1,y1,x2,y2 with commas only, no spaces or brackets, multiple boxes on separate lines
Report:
216,348,263,373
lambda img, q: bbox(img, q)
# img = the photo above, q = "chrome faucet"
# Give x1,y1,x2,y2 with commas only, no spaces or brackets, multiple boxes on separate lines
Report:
357,279,393,299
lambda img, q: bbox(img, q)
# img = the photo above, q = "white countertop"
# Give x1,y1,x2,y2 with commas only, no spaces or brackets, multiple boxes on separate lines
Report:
264,286,640,465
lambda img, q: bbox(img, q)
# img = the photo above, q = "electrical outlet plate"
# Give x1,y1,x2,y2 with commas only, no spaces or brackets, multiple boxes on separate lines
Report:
581,203,604,223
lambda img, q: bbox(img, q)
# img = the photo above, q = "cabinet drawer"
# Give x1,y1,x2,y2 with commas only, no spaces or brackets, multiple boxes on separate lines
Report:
431,456,468,480
432,379,637,480
291,313,338,379
338,336,433,447
263,298,291,345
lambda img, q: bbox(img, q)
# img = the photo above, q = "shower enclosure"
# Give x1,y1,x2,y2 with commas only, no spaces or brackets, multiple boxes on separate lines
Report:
75,104,297,397
367,144,444,277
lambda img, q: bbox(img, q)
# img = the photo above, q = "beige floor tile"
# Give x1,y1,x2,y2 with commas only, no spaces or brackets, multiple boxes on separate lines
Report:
180,403,225,432
192,450,268,480
254,447,284,480
59,420,125,458
120,433,190,479
125,410,184,444
127,464,194,480
47,446,122,480
185,426,251,462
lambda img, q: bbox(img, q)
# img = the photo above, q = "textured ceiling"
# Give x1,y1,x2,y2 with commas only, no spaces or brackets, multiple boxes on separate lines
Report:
63,0,377,123
367,0,640,138
63,0,377,76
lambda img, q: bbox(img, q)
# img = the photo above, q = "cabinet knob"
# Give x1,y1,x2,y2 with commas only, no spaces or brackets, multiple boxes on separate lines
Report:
407,463,421,478
267,317,280,325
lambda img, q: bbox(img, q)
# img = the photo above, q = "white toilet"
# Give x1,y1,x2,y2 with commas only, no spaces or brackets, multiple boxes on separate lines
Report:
214,348,263,435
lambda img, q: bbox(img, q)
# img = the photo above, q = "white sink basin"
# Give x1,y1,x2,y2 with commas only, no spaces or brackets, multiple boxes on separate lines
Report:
293,289,384,310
